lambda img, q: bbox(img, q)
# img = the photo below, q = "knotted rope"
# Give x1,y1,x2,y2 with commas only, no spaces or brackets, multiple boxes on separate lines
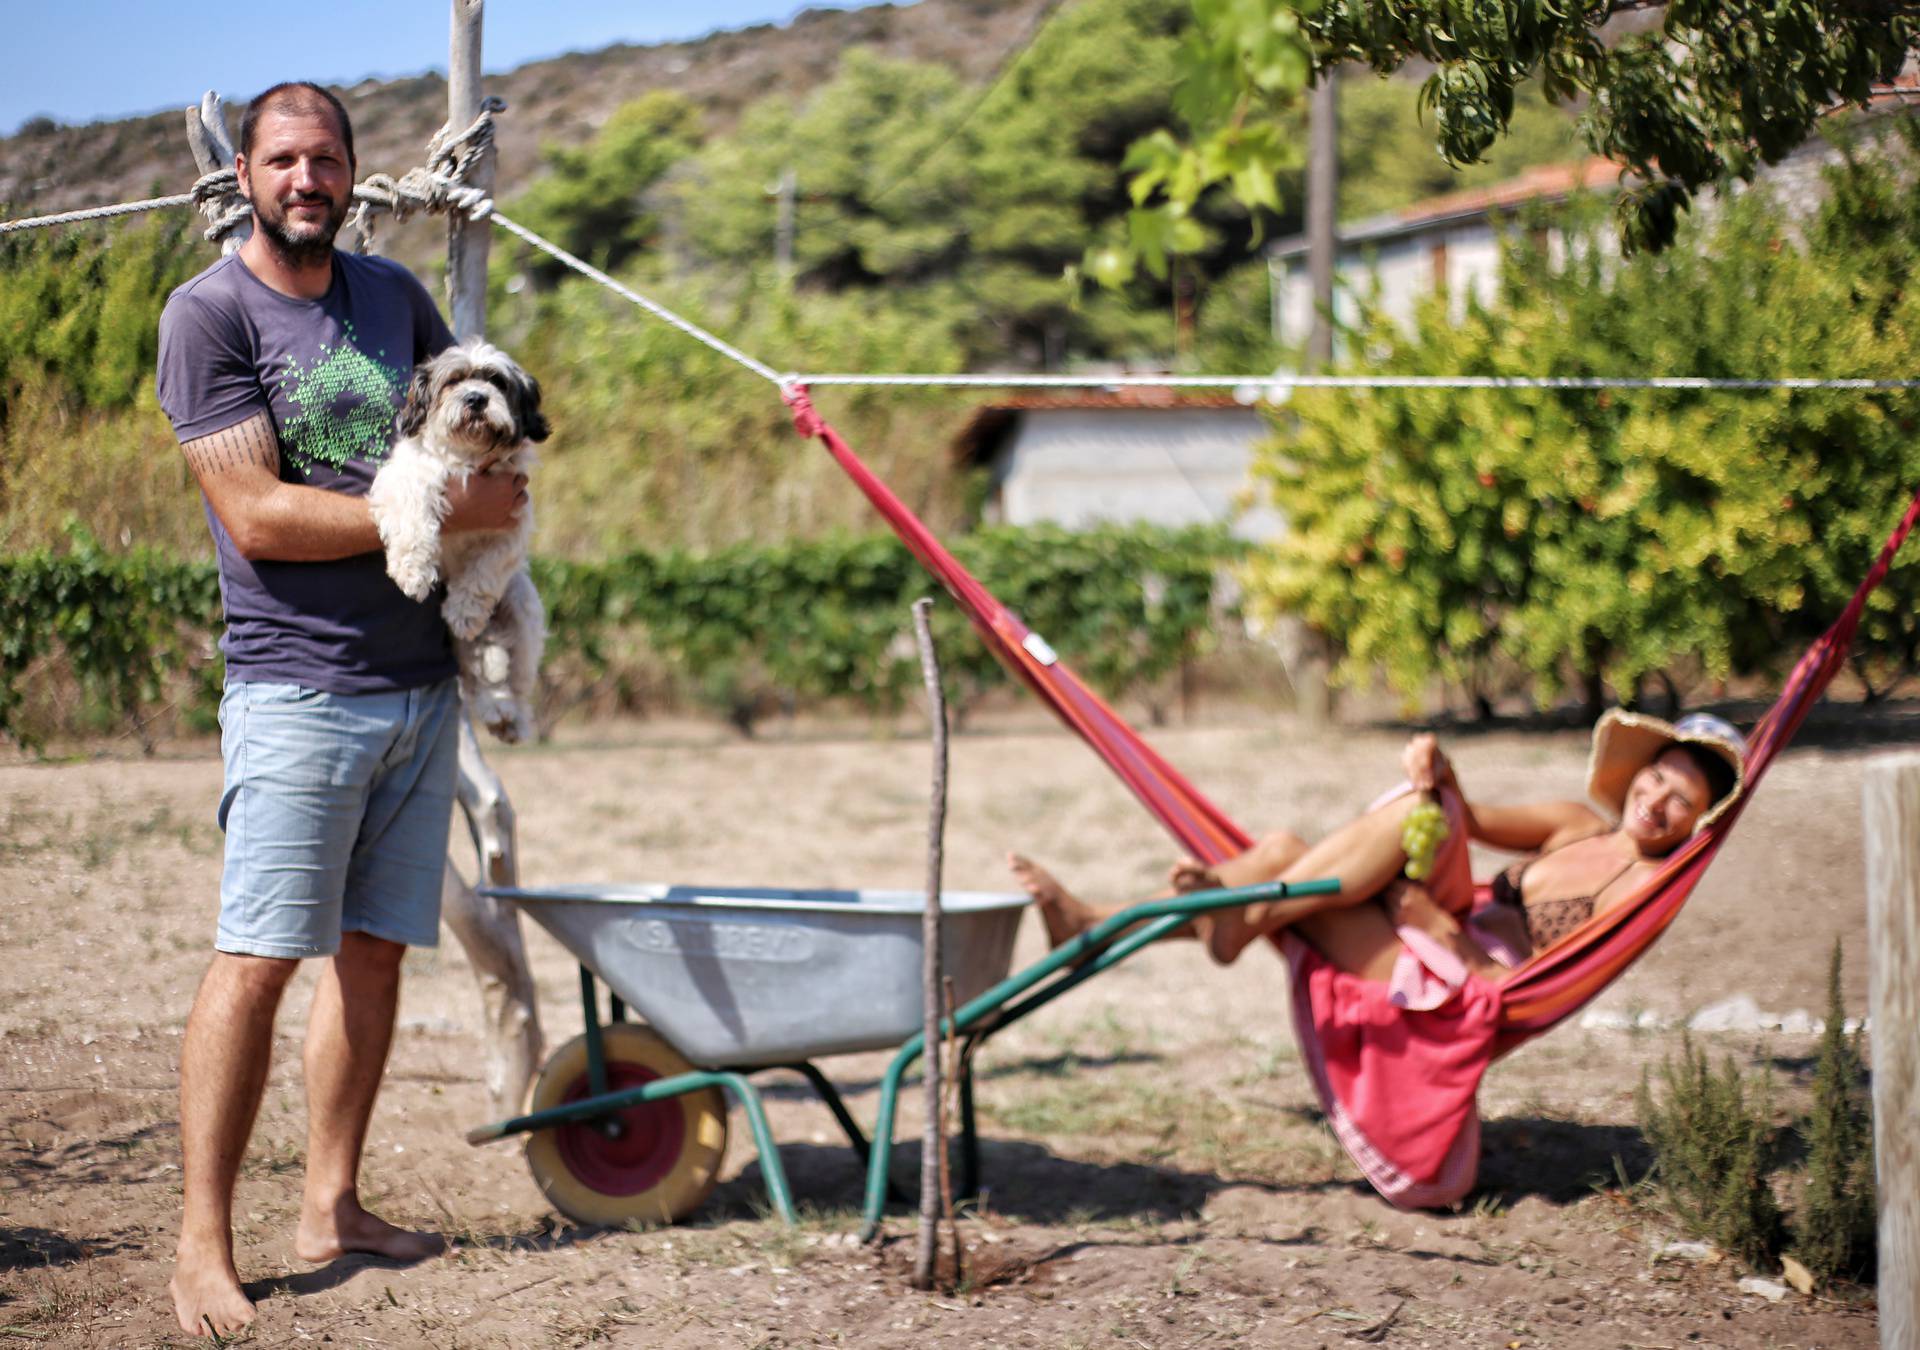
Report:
189,168,250,245
2,98,506,251
348,95,504,250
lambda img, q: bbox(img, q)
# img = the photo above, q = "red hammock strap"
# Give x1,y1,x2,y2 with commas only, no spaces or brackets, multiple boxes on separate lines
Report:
783,384,1253,862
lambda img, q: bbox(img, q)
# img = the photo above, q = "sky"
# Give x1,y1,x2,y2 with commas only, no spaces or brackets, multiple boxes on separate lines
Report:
0,1,895,136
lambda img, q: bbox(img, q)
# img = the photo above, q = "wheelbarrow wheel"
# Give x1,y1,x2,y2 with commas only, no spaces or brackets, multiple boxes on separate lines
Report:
523,1023,728,1227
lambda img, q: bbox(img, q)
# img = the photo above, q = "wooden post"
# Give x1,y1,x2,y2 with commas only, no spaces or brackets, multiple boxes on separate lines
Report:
446,0,493,341
182,92,247,256
436,0,543,1117
443,721,543,1118
1862,753,1918,1349
911,598,949,1290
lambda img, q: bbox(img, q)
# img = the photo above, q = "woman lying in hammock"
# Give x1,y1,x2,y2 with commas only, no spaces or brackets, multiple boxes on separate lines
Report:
1009,710,1747,984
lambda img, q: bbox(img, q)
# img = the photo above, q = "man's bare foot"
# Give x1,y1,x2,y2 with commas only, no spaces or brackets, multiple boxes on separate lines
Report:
171,1242,256,1338
1167,857,1223,894
1007,852,1104,948
294,1200,444,1265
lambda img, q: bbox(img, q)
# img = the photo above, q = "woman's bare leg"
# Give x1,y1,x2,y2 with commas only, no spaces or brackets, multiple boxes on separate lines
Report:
1010,827,1313,950
1292,884,1507,985
1201,792,1424,965
1293,905,1405,983
1011,790,1421,963
1168,829,1311,895
1006,854,1114,948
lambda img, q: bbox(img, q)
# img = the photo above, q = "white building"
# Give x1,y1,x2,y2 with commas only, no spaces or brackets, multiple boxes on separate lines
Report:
1266,157,1627,349
951,392,1282,541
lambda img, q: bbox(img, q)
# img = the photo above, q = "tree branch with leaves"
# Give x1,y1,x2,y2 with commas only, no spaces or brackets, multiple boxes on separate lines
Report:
1097,0,1916,279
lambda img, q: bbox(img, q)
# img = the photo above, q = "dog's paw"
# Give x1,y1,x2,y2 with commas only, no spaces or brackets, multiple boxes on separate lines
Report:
442,595,491,641
389,560,438,602
480,698,533,745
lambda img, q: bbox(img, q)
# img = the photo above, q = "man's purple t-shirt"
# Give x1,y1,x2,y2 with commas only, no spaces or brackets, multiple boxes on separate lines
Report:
156,250,458,693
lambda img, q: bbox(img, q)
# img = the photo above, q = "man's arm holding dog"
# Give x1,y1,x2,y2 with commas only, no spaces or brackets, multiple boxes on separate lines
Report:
181,413,525,562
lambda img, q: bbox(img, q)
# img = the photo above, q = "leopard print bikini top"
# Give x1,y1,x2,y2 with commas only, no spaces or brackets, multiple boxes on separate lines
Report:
1487,836,1638,951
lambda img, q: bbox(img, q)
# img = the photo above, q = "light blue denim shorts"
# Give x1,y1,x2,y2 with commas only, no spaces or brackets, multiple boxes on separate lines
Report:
216,678,460,958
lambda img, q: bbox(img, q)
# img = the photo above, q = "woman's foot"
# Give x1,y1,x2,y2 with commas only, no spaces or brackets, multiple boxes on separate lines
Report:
1167,856,1223,894
1007,853,1104,948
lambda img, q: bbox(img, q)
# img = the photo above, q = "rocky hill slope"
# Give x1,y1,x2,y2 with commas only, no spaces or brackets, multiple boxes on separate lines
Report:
0,0,1049,226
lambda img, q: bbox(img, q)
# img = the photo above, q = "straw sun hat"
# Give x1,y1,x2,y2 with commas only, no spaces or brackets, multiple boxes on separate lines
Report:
1586,709,1749,833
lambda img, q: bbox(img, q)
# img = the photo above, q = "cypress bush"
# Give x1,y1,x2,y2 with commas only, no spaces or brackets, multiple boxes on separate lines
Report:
1791,941,1877,1283
1635,1035,1784,1267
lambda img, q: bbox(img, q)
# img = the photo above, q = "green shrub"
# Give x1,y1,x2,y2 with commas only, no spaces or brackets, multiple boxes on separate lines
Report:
1636,1034,1784,1267
1792,941,1877,1284
1246,121,1920,712
0,523,222,752
2,523,1239,747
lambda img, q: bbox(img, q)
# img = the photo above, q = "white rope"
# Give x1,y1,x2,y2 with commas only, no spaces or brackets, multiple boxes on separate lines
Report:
794,372,1920,391
489,209,788,386
0,193,196,235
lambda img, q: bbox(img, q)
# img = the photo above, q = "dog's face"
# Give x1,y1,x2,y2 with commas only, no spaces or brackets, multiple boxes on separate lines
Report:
397,340,549,461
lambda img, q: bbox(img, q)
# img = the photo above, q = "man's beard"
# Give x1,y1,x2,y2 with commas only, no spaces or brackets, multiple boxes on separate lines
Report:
252,190,349,267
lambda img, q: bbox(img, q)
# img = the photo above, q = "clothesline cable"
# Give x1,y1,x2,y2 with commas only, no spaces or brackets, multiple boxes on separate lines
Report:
794,373,1920,391
489,212,1920,393
4,181,1918,394
489,208,788,386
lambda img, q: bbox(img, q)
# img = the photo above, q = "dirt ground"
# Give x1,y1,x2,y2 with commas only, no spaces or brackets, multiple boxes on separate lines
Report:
0,704,1895,1348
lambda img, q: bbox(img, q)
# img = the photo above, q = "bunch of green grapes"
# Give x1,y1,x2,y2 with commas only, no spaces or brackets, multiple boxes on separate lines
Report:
1400,799,1450,881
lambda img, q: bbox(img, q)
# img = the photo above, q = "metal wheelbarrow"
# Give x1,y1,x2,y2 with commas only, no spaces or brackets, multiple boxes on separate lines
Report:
465,877,1339,1235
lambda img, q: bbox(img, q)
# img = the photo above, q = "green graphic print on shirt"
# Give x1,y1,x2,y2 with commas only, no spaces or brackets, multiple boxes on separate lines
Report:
275,324,408,478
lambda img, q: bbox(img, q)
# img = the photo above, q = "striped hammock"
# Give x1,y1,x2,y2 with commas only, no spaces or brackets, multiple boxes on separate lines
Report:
785,383,1919,1197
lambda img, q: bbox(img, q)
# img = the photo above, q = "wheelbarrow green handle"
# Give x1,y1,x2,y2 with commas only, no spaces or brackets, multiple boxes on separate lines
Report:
857,876,1340,1238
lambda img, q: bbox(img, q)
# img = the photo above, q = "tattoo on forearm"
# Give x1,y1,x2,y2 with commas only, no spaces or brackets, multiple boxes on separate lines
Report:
181,416,280,478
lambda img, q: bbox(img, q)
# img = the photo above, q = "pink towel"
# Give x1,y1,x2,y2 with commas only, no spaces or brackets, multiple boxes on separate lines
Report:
1288,934,1500,1206
1288,784,1500,1206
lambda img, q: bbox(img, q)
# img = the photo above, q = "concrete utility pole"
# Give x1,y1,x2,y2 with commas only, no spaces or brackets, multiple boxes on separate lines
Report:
1305,66,1338,372
773,165,797,282
1283,64,1340,727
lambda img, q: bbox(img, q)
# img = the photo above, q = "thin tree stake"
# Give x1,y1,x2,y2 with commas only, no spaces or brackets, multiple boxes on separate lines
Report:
910,597,949,1290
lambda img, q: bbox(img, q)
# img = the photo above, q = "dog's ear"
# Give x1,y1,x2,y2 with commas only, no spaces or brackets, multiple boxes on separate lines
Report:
515,371,551,444
397,364,435,439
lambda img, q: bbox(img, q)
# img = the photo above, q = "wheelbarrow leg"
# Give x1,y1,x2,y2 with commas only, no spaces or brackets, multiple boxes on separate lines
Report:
781,1062,872,1159
775,1063,913,1206
714,1072,798,1225
579,967,609,1098
958,1035,982,1204
860,1051,914,1240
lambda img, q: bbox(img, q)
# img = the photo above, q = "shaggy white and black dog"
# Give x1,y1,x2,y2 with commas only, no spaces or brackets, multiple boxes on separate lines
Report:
369,340,549,744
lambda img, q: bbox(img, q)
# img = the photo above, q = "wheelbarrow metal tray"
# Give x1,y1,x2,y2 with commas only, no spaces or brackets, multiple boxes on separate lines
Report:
487,883,1030,1067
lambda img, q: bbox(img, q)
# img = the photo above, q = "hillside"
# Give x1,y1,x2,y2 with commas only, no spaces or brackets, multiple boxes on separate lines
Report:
0,0,1051,228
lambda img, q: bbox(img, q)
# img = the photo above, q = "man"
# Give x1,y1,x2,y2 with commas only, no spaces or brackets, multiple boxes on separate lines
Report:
155,82,524,1339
